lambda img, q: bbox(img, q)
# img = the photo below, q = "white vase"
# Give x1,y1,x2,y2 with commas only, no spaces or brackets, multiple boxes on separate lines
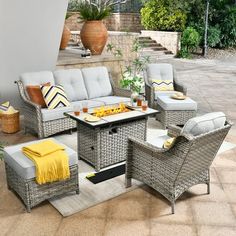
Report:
130,91,138,106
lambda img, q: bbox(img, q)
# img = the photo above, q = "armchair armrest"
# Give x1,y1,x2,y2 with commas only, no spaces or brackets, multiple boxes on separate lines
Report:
173,69,187,95
113,87,132,98
167,125,183,137
144,79,155,109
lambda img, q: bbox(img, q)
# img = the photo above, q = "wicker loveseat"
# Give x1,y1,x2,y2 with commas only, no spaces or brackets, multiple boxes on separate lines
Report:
15,67,131,138
126,112,232,214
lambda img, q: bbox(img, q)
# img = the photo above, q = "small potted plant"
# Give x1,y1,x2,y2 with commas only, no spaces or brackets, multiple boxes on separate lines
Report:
107,38,150,105
75,0,127,55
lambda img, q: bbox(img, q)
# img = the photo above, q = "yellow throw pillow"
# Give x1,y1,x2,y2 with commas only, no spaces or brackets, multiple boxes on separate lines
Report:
163,137,176,149
151,79,174,91
41,85,70,109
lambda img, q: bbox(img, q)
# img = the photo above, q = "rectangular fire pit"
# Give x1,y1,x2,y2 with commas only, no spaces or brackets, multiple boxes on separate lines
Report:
65,107,158,171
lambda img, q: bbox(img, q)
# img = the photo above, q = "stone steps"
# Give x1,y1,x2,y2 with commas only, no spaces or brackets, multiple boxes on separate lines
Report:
138,36,174,61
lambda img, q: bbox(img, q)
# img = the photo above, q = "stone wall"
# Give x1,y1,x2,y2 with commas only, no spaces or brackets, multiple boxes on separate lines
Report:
105,13,142,32
141,30,181,55
65,12,142,32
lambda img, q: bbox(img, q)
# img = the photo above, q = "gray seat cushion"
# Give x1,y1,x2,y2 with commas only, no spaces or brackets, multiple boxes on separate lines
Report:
4,138,78,180
156,95,197,111
81,67,113,99
71,100,105,109
147,63,174,83
54,69,88,102
154,91,176,100
20,71,55,88
91,96,130,105
182,112,226,136
41,106,73,121
147,135,171,148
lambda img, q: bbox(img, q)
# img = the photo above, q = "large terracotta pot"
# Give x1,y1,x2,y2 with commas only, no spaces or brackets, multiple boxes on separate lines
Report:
80,20,108,55
60,25,71,50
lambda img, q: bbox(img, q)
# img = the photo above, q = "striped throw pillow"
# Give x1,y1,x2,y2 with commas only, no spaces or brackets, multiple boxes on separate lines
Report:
151,79,174,91
41,85,70,109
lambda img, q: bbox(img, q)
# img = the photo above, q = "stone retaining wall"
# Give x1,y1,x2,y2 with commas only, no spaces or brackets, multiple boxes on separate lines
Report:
141,30,181,55
65,12,142,32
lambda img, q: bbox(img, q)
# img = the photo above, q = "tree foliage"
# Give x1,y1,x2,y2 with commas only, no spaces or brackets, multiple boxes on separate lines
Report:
140,0,187,32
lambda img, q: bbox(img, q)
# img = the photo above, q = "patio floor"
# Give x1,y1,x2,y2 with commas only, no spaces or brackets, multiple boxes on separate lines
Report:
1,58,236,236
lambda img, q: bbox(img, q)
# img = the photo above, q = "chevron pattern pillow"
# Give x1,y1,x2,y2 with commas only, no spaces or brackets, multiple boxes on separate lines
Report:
151,79,174,91
41,85,70,109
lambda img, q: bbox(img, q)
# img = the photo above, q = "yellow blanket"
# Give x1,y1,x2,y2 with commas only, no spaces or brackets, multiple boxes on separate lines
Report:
22,140,70,184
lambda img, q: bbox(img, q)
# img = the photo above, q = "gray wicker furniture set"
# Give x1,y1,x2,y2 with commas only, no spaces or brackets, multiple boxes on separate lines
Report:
66,108,158,171
126,112,232,213
15,67,131,138
144,63,197,128
3,138,79,212
5,65,231,215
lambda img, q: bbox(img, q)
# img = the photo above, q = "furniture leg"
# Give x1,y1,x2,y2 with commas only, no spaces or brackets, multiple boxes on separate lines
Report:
171,201,175,214
126,178,132,188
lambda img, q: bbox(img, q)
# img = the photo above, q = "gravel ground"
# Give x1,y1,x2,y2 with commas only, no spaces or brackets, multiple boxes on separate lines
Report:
193,47,236,60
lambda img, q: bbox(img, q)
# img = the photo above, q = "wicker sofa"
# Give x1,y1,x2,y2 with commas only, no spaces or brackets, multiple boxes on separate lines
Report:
16,67,131,138
126,112,232,214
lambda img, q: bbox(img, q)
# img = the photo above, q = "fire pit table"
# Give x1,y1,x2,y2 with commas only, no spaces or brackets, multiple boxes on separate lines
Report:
65,106,158,171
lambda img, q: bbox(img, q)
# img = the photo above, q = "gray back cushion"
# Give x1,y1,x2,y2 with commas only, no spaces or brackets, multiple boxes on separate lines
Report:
147,63,173,82
182,112,226,136
54,69,88,101
81,66,113,99
20,71,55,87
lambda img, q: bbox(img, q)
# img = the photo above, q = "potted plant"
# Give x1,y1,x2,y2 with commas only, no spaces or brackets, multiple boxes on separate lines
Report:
107,38,150,104
60,14,71,50
76,0,127,55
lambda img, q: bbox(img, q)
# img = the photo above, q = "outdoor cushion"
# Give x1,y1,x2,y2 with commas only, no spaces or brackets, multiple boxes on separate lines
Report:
151,79,174,91
4,138,78,180
154,91,176,100
71,100,105,109
20,71,55,88
91,96,130,105
41,85,70,109
54,69,88,102
156,95,197,111
147,64,174,84
81,67,113,99
148,135,171,148
26,82,51,107
182,112,226,136
41,106,73,121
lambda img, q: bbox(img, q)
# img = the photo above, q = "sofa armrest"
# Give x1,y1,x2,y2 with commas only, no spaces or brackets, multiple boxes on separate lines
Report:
113,87,132,98
15,81,42,110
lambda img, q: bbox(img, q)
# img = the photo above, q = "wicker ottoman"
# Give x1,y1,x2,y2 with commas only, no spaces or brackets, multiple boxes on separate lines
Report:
156,95,197,129
4,138,79,212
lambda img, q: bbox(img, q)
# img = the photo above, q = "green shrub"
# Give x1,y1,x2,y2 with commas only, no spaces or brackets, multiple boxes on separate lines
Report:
207,26,221,48
218,5,236,48
140,0,187,32
179,27,200,58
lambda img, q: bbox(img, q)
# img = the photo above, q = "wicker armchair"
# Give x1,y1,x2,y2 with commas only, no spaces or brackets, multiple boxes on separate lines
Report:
15,71,131,139
144,63,187,109
126,119,232,214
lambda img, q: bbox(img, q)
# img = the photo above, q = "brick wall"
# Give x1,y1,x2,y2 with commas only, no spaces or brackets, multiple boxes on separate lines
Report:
65,12,142,32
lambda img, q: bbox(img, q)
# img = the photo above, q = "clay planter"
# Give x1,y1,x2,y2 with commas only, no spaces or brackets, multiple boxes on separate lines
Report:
80,20,108,55
60,25,71,50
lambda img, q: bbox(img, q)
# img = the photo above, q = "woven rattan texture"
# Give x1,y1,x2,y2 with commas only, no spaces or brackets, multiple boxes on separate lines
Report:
5,163,79,212
78,118,147,171
126,121,232,213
